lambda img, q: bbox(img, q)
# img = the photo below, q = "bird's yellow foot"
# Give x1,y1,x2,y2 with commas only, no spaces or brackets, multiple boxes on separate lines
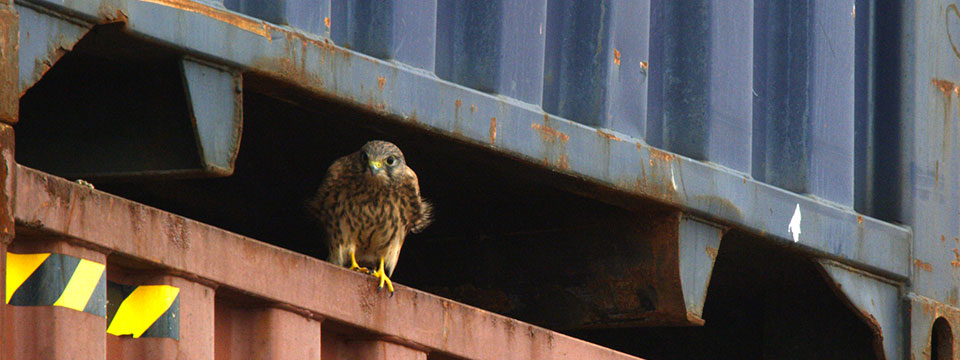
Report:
349,251,369,274
370,257,395,295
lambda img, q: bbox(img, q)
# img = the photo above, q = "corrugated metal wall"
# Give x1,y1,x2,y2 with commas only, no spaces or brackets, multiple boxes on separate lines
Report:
1,0,959,359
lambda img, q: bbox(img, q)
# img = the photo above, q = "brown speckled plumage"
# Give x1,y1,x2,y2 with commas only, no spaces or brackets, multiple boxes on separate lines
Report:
308,141,432,277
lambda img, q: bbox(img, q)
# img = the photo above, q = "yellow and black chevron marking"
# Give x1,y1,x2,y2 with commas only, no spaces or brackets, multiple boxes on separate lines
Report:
106,282,180,339
6,252,107,316
6,252,181,339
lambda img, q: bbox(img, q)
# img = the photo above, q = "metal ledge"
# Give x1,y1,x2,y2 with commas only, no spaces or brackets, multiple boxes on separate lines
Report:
13,164,641,360
15,0,912,279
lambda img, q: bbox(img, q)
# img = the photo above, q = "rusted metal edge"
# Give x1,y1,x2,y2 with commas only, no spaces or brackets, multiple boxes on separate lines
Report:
15,0,912,281
13,165,642,360
0,2,18,124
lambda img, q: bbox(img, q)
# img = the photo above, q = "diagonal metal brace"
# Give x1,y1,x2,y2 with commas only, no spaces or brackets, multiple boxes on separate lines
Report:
818,259,903,360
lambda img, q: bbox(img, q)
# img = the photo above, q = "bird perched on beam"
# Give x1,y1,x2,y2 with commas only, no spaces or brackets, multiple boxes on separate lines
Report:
309,140,433,294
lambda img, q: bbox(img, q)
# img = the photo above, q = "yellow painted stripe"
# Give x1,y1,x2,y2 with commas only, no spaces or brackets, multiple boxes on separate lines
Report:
6,253,50,304
53,259,105,311
107,285,179,338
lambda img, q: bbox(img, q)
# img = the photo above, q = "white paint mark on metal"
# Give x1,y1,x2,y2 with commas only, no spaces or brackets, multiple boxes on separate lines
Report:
670,167,677,191
788,203,802,242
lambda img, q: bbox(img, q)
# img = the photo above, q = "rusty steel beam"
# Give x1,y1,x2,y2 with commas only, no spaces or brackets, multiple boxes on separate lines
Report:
0,2,16,124
13,165,642,360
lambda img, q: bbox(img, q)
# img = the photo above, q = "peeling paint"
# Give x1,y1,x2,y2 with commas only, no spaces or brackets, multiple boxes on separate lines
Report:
531,123,569,143
705,246,718,260
649,148,675,162
489,117,497,146
597,130,622,142
933,78,957,95
557,154,569,170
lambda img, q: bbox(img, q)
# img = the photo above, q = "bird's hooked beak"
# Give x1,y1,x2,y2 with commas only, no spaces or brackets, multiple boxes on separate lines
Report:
369,159,384,175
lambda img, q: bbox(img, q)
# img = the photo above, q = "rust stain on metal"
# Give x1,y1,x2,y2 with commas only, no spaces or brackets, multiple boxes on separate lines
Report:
705,246,718,260
951,248,960,268
377,76,385,91
489,117,497,146
140,0,270,39
640,61,649,73
933,78,958,96
0,7,18,124
166,216,190,250
857,215,863,225
98,6,129,24
597,130,623,142
915,259,933,272
649,148,676,162
613,48,621,66
557,154,569,170
470,104,477,113
324,17,331,29
0,124,12,243
530,123,569,143
455,99,462,109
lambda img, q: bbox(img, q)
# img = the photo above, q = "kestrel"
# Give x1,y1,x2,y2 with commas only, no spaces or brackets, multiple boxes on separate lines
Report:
309,140,433,293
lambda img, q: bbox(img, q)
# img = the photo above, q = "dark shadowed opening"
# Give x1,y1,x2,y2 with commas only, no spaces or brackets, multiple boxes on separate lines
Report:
933,317,953,360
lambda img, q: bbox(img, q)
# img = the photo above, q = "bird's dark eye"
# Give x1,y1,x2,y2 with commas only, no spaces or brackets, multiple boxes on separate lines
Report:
385,156,397,166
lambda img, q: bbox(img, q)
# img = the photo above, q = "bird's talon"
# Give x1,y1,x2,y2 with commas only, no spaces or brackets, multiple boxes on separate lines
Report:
370,257,395,295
